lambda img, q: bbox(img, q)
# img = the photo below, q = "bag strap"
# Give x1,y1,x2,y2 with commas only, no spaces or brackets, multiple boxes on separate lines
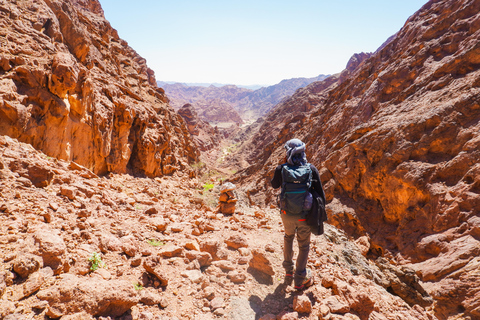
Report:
280,163,287,197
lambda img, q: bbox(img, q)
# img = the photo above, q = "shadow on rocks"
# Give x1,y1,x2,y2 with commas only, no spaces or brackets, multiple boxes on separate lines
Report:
248,282,291,320
246,266,274,285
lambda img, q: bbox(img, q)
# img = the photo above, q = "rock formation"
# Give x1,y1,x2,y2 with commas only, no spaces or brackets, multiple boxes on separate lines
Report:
234,74,330,119
177,103,224,152
217,182,237,214
196,98,244,125
158,83,250,123
232,0,480,318
0,0,198,177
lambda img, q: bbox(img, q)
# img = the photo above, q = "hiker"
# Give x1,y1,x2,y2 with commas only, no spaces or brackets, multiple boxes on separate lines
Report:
270,138,326,290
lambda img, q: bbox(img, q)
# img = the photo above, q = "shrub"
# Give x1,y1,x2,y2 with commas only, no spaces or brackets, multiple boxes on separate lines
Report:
147,239,165,247
88,252,105,271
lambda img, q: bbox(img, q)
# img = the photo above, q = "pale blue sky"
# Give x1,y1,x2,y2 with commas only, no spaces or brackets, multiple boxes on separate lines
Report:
98,0,429,86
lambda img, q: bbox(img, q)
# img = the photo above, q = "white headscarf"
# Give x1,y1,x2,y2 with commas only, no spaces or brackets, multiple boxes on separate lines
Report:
284,139,307,166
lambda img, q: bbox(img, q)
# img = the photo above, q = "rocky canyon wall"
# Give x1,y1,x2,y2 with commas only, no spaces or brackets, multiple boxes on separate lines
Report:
0,0,198,177
234,0,480,318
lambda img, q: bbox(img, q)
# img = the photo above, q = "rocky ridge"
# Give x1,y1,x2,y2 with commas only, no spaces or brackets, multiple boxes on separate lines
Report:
0,136,436,319
159,83,250,124
231,0,480,318
0,0,197,178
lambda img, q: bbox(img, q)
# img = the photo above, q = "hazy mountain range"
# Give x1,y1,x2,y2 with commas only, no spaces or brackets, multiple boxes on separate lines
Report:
158,74,330,121
158,81,264,90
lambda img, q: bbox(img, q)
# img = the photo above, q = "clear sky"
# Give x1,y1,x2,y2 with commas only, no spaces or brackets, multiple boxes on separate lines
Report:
98,0,429,86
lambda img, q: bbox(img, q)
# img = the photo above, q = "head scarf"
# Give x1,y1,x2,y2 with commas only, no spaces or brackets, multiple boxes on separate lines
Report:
284,139,307,166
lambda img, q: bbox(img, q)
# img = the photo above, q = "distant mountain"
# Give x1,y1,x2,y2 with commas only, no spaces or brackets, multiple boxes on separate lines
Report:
158,81,263,90
234,74,330,119
157,74,330,121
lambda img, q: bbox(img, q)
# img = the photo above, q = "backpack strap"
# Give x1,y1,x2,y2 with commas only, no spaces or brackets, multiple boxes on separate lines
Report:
279,163,288,214
306,163,312,189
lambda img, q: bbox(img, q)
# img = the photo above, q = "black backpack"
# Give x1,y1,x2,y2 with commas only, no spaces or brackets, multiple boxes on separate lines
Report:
306,187,327,235
278,164,313,215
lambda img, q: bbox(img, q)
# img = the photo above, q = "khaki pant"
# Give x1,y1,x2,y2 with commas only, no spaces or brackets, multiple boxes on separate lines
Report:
281,213,311,286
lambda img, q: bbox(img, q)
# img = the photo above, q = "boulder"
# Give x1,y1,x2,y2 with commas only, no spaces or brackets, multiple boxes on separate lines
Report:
143,255,169,286
185,251,213,268
225,234,248,250
276,311,299,320
158,245,184,258
99,233,122,253
150,217,168,232
228,270,247,284
33,228,67,274
200,240,222,261
139,288,165,306
12,253,43,278
324,296,350,314
248,249,274,276
293,295,312,313
180,270,204,284
120,235,138,257
11,267,53,301
37,274,138,317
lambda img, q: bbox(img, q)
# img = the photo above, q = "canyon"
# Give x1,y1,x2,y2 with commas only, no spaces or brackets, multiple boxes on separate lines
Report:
158,74,329,123
1,0,479,319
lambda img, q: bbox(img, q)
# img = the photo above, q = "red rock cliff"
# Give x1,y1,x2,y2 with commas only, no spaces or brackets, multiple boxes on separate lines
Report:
234,0,480,318
0,0,198,177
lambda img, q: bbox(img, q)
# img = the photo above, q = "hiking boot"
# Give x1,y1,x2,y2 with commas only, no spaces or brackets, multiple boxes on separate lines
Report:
294,268,313,290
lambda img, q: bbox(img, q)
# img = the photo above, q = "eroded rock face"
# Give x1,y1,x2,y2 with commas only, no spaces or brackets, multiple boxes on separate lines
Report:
0,0,197,177
177,103,223,151
233,0,480,318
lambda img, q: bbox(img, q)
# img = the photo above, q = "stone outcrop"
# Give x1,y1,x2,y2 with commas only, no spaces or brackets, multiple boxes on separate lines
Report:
216,182,237,214
178,104,201,136
232,0,480,318
177,103,223,152
36,274,138,318
0,0,198,177
196,98,244,125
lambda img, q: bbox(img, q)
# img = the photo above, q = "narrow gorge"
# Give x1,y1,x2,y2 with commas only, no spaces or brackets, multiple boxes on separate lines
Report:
1,0,479,319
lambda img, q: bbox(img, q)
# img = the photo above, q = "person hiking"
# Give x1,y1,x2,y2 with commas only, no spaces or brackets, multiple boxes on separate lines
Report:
270,138,326,290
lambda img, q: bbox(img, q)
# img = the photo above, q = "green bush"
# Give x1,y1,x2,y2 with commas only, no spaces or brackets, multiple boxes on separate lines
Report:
203,183,215,191
147,239,165,247
88,252,105,271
